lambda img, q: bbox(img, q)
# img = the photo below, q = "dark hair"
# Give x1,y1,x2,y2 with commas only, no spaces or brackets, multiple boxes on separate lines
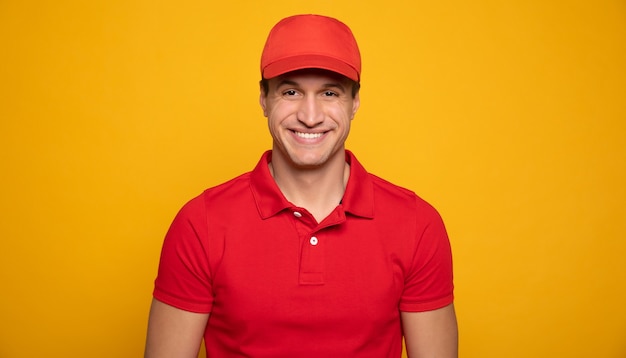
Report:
259,78,361,98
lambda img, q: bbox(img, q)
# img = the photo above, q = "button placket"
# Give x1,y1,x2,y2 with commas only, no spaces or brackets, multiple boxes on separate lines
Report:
289,208,326,285
299,232,324,285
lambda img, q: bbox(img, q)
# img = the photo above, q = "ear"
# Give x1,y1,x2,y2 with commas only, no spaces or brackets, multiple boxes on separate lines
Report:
259,91,268,117
350,92,360,120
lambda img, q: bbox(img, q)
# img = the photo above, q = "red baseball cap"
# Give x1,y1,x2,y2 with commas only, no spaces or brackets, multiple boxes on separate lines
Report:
260,14,361,82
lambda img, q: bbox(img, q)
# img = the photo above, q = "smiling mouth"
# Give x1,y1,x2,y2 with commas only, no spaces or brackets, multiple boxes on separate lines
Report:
294,131,324,139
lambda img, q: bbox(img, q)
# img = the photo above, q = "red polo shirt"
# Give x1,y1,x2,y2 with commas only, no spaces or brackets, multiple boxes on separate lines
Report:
153,150,454,357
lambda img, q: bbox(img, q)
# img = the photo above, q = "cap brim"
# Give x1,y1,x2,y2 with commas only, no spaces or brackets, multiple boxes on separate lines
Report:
262,54,359,82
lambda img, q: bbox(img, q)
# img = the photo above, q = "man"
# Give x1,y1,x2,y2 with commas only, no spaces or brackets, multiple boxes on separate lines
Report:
145,14,457,358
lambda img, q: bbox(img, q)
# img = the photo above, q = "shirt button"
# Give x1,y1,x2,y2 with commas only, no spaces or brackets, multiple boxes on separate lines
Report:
310,236,318,246
293,211,302,218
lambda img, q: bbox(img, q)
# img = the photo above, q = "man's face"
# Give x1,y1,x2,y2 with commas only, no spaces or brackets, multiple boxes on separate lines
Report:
260,69,360,170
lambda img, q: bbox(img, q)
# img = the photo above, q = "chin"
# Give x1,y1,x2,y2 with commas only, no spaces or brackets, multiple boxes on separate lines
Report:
290,159,326,170
285,152,326,168
289,149,345,170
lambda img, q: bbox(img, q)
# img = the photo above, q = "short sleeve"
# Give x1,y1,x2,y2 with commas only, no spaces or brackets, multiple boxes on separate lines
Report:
153,195,214,313
399,201,454,312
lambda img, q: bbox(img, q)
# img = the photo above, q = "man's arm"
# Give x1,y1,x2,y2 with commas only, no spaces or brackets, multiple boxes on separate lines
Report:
401,303,458,358
144,298,210,358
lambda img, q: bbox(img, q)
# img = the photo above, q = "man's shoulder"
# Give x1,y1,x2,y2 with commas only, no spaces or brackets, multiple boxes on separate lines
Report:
178,172,254,213
199,171,254,202
368,173,415,197
367,173,440,216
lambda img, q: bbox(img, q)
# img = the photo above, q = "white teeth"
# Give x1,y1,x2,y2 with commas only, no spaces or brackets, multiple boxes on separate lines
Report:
295,132,323,139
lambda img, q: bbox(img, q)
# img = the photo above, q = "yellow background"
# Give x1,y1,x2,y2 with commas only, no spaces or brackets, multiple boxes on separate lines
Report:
1,0,625,357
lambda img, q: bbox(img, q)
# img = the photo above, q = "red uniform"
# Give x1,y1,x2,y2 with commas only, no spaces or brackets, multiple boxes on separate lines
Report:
153,150,454,357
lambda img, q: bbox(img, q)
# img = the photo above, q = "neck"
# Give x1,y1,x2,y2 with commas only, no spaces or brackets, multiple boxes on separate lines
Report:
269,151,349,222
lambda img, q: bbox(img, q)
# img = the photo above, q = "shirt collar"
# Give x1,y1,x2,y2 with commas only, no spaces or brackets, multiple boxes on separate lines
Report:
342,150,375,218
249,150,375,220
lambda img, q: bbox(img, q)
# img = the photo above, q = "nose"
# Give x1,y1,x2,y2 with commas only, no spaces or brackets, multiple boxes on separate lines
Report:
296,95,324,127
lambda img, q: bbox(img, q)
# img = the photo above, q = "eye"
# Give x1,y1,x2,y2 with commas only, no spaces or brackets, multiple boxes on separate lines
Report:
282,90,298,96
323,91,338,97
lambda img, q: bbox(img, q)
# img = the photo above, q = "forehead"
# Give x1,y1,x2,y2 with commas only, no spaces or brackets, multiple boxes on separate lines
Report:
270,68,352,87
